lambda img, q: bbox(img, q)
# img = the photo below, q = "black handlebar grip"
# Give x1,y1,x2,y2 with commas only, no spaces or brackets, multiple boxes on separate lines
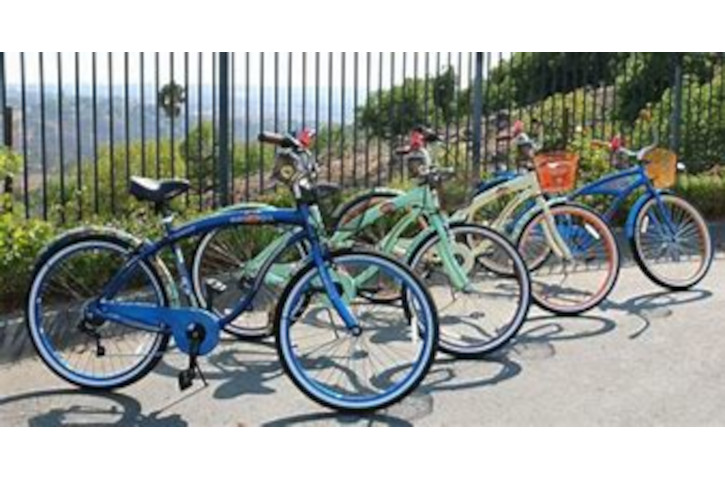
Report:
258,132,286,145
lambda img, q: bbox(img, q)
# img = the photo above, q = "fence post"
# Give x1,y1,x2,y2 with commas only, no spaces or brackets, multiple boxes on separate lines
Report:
471,52,484,186
0,52,6,147
670,52,683,154
218,52,231,207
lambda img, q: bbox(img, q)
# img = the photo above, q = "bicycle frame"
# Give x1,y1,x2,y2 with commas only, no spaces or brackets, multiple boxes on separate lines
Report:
86,202,360,354
455,171,574,258
224,181,473,293
331,182,470,290
568,164,677,237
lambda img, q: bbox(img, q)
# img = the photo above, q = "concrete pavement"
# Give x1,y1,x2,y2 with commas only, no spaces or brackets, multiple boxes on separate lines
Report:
1,258,724,426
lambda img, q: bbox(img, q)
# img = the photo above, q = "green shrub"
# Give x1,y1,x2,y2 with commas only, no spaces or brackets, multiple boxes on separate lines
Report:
675,173,725,220
0,212,56,309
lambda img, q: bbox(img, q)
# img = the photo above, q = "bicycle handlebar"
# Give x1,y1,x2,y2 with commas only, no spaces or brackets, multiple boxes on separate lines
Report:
258,132,301,150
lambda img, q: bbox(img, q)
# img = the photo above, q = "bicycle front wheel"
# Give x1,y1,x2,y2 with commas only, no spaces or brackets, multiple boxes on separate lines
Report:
408,224,531,357
518,204,620,315
632,193,713,290
275,250,438,412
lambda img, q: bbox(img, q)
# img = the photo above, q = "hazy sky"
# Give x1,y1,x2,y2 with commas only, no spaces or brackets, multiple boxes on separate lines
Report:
3,52,509,90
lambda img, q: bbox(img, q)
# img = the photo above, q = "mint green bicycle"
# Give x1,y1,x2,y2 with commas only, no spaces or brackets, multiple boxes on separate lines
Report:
191,130,532,358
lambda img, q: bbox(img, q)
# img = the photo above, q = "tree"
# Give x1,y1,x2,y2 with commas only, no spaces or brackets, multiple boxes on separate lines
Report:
615,53,716,123
158,82,187,119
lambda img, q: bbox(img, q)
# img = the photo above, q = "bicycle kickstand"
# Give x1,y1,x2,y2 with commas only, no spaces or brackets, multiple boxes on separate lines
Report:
178,325,209,391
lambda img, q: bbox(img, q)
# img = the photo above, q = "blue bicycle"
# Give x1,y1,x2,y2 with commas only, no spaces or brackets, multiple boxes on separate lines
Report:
569,135,713,290
25,131,439,412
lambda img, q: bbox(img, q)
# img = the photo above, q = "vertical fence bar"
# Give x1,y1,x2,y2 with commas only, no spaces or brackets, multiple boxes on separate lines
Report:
424,52,430,124
314,52,320,161
352,52,358,186
340,52,346,185
483,52,491,171
598,56,607,143
471,52,484,185
455,52,463,167
92,52,99,214
465,52,473,175
57,53,65,222
197,52,204,209
670,53,683,153
39,53,48,220
211,54,217,205
274,52,279,133
244,52,250,201
0,52,6,148
718,54,725,162
155,52,161,178
75,52,82,219
302,52,307,128
571,53,578,146
388,52,395,181
288,52,293,131
365,51,371,187
124,53,130,189
684,53,694,161
140,52,146,177
377,52,383,186
108,52,116,215
258,52,265,192
184,52,190,206
230,53,236,201
434,52,440,131
400,52,407,177
21,53,29,218
327,52,333,181
170,52,175,178
218,52,230,206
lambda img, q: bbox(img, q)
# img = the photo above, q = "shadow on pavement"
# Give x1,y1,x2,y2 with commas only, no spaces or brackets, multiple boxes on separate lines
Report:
495,313,617,362
0,389,187,427
262,411,413,427
153,338,284,401
599,288,712,339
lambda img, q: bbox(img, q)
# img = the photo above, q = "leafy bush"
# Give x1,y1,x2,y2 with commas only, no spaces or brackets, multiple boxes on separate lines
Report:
0,212,56,309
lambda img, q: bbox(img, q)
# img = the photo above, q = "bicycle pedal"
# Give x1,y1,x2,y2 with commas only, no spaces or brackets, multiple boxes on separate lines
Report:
204,278,228,295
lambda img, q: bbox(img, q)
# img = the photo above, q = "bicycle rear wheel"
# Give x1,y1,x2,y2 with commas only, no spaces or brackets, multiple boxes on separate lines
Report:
26,233,169,389
632,193,713,290
275,250,438,412
517,204,620,315
192,223,306,339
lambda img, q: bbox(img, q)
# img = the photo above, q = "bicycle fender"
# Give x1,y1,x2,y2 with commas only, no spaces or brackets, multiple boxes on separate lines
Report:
331,187,405,219
40,226,181,307
625,189,674,240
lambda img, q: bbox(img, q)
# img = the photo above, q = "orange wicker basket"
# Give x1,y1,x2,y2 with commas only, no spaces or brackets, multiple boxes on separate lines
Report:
533,151,580,194
643,148,677,189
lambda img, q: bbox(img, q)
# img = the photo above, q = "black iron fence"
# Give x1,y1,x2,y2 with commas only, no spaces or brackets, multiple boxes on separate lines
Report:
0,52,723,224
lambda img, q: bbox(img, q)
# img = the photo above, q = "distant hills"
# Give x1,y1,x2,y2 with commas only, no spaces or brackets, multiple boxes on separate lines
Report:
2,84,364,169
